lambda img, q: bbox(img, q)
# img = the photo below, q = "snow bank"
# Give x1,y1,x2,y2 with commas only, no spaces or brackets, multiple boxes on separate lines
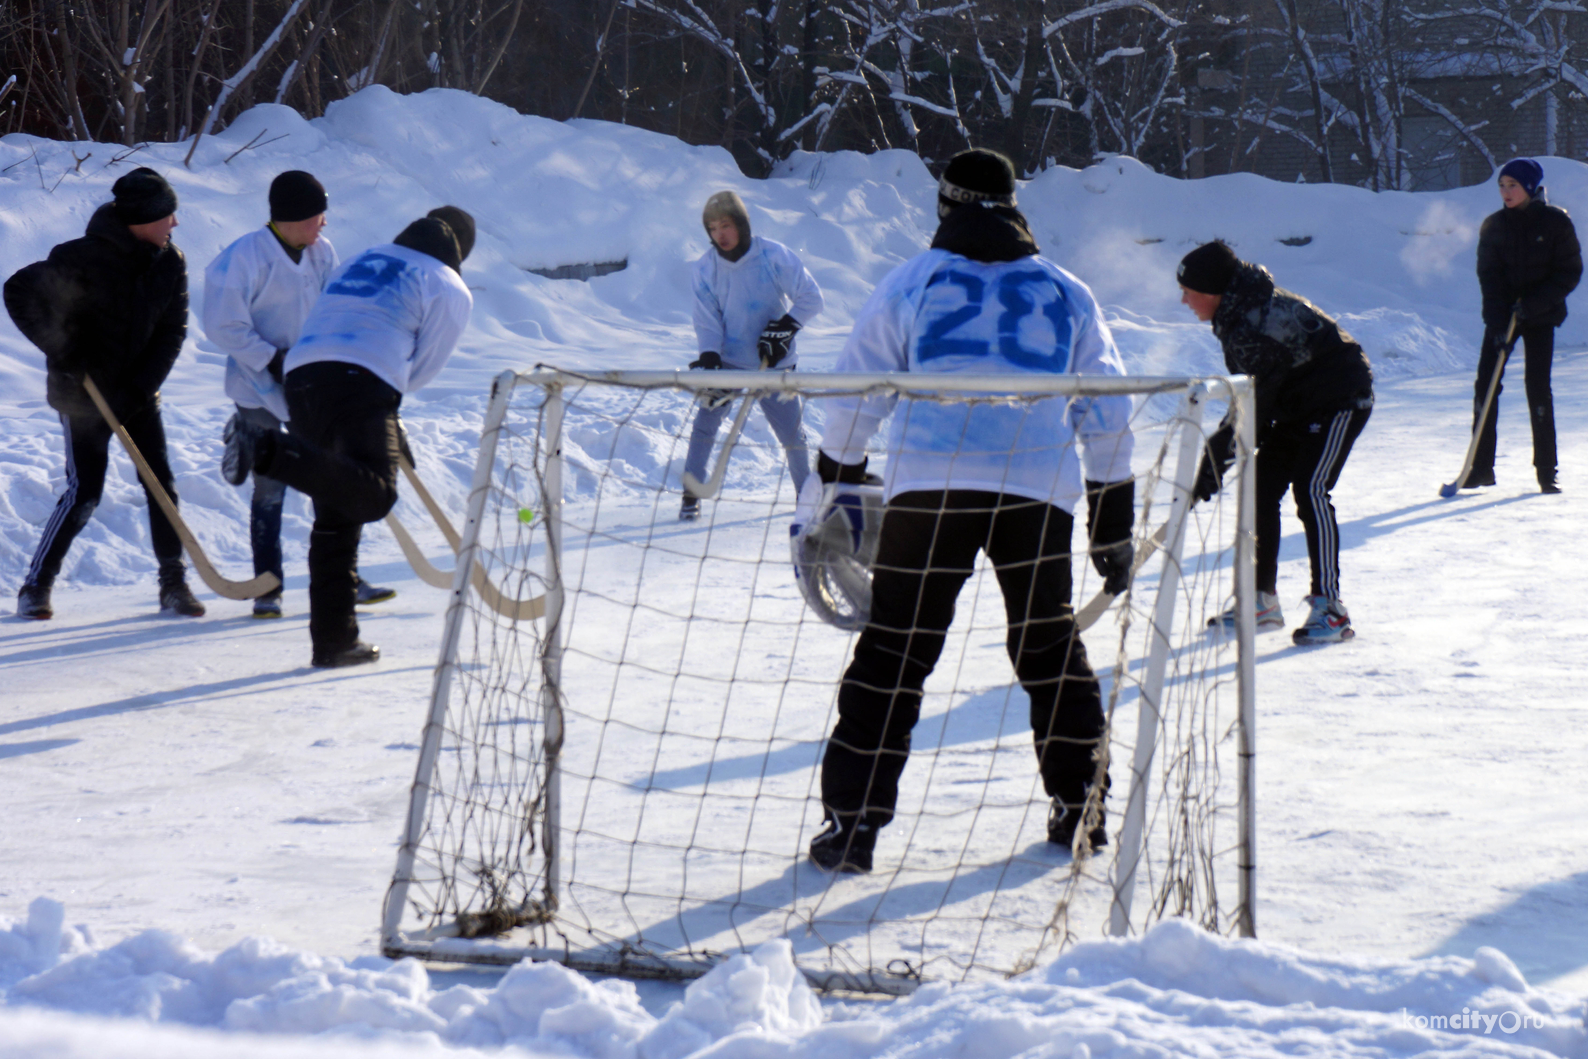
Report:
2,902,1583,1058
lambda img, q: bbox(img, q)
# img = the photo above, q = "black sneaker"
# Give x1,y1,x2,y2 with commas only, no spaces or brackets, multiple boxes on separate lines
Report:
312,641,380,668
354,577,397,605
808,814,876,873
1459,468,1496,489
253,592,283,619
1539,472,1562,495
679,495,701,522
221,413,256,486
1047,799,1107,853
17,583,52,620
159,580,207,617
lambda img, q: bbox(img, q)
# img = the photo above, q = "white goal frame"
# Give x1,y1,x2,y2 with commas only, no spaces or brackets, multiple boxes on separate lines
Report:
381,367,1257,994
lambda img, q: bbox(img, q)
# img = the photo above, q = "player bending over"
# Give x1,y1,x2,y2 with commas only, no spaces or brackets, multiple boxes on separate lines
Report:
223,207,475,668
806,149,1135,873
681,190,824,520
1178,240,1374,645
207,170,394,619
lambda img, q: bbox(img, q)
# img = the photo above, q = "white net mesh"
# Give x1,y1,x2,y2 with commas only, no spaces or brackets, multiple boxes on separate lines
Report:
382,369,1254,993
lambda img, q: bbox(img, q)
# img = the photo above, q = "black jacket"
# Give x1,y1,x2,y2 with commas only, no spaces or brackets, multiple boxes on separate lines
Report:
4,204,188,418
1209,263,1374,451
1476,195,1583,330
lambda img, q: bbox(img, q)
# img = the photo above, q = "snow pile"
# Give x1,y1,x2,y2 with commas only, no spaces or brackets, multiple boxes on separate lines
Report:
2,902,1584,1058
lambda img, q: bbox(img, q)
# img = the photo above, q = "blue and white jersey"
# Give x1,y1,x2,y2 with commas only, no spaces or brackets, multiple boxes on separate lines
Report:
285,243,473,395
692,236,824,369
202,227,339,420
819,249,1134,513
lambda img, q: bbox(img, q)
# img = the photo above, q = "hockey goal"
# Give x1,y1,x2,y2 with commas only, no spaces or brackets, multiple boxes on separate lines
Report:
381,367,1256,994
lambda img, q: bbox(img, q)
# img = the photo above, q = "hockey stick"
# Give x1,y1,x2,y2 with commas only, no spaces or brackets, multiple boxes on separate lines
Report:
1440,313,1520,498
81,376,280,601
392,454,544,621
680,390,756,499
1075,521,1170,632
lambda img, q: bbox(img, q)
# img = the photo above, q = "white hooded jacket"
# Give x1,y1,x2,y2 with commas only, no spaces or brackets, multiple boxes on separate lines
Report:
692,237,824,369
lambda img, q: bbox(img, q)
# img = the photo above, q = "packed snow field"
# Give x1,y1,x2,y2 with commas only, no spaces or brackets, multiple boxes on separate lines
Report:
2,88,1586,1056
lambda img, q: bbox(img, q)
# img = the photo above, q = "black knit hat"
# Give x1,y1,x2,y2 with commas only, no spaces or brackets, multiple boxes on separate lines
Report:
112,167,178,226
427,206,475,262
394,216,463,271
269,171,328,222
938,149,1017,219
1177,240,1240,295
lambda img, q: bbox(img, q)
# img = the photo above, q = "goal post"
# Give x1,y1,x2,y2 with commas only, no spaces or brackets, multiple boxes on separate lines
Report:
381,367,1257,994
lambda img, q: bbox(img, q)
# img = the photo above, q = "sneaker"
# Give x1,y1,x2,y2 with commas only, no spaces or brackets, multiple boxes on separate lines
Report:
16,583,52,620
311,641,381,668
253,592,283,619
679,495,701,522
159,580,207,617
221,413,255,486
1207,591,1283,630
1047,799,1108,853
1292,595,1353,645
1459,468,1496,489
354,577,397,605
808,814,876,873
1539,471,1562,495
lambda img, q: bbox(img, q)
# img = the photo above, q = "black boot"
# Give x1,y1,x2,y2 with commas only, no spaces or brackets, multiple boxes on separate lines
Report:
1048,798,1108,853
17,583,53,620
312,641,380,668
1539,470,1562,494
1459,467,1496,489
809,812,877,873
158,560,206,617
353,575,397,605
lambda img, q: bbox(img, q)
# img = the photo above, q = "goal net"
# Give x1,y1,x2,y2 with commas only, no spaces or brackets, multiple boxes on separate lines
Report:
381,367,1256,994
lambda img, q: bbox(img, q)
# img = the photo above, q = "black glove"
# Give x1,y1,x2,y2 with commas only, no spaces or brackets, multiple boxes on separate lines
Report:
1086,478,1136,595
1192,424,1236,503
689,351,724,371
817,450,870,485
756,314,800,368
1192,455,1222,503
267,349,287,385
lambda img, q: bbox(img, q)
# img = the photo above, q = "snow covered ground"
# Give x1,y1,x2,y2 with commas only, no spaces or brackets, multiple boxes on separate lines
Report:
3,88,1587,1056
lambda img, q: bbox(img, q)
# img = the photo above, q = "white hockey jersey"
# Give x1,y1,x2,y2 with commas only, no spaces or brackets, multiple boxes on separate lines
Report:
692,236,824,369
285,244,473,395
202,227,339,420
819,249,1134,515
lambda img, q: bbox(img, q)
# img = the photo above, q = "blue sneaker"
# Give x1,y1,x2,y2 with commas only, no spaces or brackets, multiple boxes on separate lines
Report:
1207,591,1283,631
1292,595,1354,644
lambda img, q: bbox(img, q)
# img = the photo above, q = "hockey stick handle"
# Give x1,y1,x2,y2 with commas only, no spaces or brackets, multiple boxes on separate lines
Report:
400,454,462,551
680,391,756,500
1441,313,1520,497
1074,521,1170,632
82,376,279,601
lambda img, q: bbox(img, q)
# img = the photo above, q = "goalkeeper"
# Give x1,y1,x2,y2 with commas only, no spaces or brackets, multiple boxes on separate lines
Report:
680,190,825,520
805,149,1135,873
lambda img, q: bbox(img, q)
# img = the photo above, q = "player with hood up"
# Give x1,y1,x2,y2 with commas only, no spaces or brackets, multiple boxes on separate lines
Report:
681,190,825,520
223,207,475,668
803,149,1136,873
207,170,394,618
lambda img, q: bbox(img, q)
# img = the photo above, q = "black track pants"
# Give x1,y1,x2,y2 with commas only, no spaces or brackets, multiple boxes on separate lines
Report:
1472,323,1557,477
25,400,182,589
820,491,1106,829
1255,406,1370,600
268,362,401,652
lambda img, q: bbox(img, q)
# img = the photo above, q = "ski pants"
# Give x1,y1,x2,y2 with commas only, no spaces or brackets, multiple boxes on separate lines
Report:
25,399,182,589
235,405,289,590
268,362,402,652
1472,323,1557,478
820,491,1106,830
683,388,810,497
1255,404,1371,601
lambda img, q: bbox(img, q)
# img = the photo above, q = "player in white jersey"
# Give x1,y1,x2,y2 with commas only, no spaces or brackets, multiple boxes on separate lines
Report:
208,171,392,618
223,208,475,668
680,190,825,520
804,150,1136,873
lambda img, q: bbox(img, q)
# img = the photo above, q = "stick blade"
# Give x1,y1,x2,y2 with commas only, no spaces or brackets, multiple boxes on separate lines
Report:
680,472,714,499
1438,481,1459,498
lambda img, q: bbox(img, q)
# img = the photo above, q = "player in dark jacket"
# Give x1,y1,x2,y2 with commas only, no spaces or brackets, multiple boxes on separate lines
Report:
1179,240,1374,645
1466,158,1582,494
5,167,203,621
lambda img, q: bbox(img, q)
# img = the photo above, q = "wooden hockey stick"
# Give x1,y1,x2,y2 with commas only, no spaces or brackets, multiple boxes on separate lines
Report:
1440,313,1520,498
393,454,544,621
82,376,280,600
1075,521,1170,632
680,391,756,499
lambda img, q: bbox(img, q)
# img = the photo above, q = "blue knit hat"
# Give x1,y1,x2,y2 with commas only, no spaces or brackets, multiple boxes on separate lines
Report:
1498,158,1544,198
